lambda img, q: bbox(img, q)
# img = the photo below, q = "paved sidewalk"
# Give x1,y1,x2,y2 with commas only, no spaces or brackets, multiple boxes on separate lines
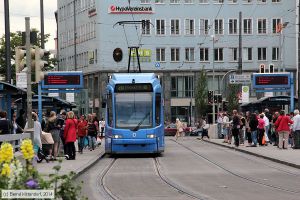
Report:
202,139,300,169
35,145,105,177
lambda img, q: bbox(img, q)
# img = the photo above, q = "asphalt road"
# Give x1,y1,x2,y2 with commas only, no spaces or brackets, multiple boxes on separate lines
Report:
76,137,300,200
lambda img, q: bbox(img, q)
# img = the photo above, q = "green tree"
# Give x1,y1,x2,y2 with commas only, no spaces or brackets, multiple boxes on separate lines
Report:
227,84,240,113
195,67,208,120
0,30,55,82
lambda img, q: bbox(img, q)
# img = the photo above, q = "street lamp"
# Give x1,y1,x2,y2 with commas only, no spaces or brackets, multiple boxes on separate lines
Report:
211,35,216,124
221,69,237,96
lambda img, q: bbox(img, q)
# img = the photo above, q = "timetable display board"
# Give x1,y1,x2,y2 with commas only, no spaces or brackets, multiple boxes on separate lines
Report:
252,73,291,89
42,72,83,89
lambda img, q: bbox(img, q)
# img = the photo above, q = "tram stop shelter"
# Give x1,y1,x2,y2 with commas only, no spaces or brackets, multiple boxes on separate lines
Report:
0,81,27,119
241,95,298,113
14,95,76,114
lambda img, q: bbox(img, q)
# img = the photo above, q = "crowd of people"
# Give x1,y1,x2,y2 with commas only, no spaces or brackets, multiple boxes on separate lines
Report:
217,109,299,149
0,109,105,162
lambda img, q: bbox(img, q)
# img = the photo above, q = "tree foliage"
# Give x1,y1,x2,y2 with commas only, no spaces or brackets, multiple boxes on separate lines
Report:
0,29,55,82
195,67,208,120
227,84,240,113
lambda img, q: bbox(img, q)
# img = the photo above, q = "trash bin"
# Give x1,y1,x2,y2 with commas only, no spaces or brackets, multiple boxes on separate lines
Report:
294,130,300,149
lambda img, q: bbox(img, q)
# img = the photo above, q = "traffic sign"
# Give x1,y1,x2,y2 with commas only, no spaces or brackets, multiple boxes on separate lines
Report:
16,72,27,89
229,74,251,84
155,62,160,68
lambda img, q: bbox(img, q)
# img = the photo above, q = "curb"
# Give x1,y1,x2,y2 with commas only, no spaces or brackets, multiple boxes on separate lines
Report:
73,150,106,179
200,139,300,169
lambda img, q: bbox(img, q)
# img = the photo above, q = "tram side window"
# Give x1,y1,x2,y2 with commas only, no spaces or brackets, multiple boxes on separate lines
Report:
155,93,161,126
107,93,113,127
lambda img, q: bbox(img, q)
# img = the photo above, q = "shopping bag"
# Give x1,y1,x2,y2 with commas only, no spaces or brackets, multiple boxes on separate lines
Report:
262,135,266,145
41,131,54,144
84,137,89,148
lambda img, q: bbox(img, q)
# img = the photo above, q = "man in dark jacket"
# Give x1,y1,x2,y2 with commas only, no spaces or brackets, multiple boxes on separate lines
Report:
16,109,26,129
0,111,13,145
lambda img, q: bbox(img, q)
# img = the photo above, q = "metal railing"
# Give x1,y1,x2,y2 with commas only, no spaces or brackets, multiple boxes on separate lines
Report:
0,133,31,149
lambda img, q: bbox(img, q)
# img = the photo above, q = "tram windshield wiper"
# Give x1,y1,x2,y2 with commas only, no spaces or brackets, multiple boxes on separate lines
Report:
132,112,150,131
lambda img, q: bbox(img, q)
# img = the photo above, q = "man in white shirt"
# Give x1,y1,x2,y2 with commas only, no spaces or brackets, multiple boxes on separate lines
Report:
263,113,270,143
222,113,230,143
292,109,300,149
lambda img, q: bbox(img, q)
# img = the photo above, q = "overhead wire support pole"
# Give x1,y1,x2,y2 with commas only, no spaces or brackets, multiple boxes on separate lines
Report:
4,0,11,83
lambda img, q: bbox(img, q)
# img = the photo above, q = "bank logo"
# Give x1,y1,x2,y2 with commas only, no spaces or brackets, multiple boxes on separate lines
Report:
108,5,154,14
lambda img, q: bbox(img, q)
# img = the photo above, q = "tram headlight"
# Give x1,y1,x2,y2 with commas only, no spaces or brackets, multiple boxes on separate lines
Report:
147,134,155,138
113,134,122,139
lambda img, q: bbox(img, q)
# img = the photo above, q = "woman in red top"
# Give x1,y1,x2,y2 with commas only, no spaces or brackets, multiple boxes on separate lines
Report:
257,114,266,146
77,115,88,154
64,111,78,160
274,110,293,149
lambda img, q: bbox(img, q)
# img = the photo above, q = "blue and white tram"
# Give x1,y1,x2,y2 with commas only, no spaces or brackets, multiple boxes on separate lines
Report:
105,73,165,154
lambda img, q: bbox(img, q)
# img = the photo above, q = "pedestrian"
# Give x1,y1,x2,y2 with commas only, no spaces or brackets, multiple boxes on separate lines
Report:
99,118,105,138
239,113,245,145
263,112,270,144
274,110,293,149
16,109,26,129
292,109,300,149
201,117,210,140
245,111,252,146
0,111,13,146
249,113,258,147
87,114,97,150
217,113,223,138
64,111,77,160
231,110,241,147
264,109,273,144
44,111,60,160
175,118,184,140
222,112,230,143
57,111,67,155
77,115,88,153
272,112,280,146
257,114,266,146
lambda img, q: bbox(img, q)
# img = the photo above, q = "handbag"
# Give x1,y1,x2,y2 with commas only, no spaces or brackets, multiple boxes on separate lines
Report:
41,131,54,144
178,128,183,132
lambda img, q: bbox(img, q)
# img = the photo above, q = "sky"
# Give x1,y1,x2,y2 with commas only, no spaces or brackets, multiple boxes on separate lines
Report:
0,0,57,50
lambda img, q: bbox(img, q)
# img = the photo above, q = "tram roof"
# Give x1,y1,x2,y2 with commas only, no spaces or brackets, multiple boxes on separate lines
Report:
110,73,158,85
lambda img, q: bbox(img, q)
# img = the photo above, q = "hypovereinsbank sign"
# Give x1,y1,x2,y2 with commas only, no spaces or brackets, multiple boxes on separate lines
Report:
108,5,154,14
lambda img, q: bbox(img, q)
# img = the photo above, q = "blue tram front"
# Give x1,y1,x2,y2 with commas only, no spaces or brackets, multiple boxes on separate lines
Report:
105,73,164,154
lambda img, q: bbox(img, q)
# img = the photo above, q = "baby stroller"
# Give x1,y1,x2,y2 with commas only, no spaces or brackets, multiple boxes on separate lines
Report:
37,131,54,163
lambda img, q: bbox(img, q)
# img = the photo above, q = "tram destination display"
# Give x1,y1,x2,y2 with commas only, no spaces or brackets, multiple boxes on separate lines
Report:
115,83,153,92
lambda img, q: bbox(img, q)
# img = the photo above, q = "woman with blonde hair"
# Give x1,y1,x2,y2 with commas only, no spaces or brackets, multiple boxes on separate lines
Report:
175,118,184,140
64,111,77,160
44,111,60,160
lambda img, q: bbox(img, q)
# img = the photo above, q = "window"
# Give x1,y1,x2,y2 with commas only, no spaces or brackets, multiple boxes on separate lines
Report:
171,48,180,62
155,93,161,126
170,0,180,3
107,92,113,127
272,0,281,2
257,18,267,34
214,48,223,61
156,19,165,35
272,18,281,33
243,0,253,3
272,47,279,61
141,19,151,35
257,0,267,3
199,0,208,3
200,19,209,35
184,0,194,3
185,19,195,35
258,47,267,60
229,19,238,35
228,0,238,3
171,76,194,98
185,48,195,62
214,19,223,35
243,47,252,61
229,48,238,61
214,0,224,3
200,48,209,62
171,19,180,35
141,0,151,3
243,19,252,34
156,48,166,62
155,0,165,3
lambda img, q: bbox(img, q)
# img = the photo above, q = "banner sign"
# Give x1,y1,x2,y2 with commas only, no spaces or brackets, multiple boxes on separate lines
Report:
108,5,154,14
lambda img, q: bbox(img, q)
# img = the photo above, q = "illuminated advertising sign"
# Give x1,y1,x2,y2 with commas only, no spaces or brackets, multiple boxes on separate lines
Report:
108,5,154,14
130,49,152,62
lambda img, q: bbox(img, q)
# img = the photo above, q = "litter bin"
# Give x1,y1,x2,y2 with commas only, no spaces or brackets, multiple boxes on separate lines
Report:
294,130,300,149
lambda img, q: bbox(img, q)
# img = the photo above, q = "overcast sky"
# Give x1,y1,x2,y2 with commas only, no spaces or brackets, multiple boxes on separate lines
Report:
0,0,57,50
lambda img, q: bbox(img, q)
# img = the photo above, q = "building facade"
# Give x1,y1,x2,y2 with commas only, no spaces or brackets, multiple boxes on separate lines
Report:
57,0,297,123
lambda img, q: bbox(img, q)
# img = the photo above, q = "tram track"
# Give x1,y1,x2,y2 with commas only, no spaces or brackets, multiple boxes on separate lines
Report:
200,140,300,177
153,157,212,200
172,139,300,194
